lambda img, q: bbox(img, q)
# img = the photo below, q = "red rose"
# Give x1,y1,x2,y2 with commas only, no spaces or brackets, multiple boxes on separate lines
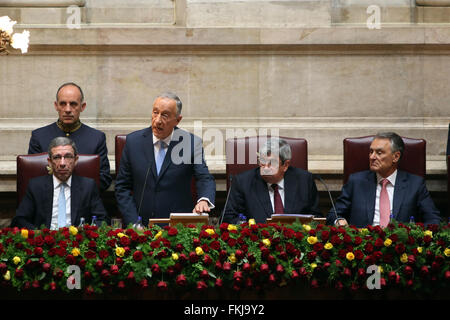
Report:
233,271,243,284
94,260,103,271
227,238,237,247
203,254,212,266
189,252,199,263
394,243,405,254
120,236,130,247
44,235,55,247
215,278,223,288
49,282,57,291
197,281,208,291
343,268,351,278
354,237,362,246
34,247,43,256
133,251,143,262
260,263,270,274
210,241,220,251
215,261,222,270
291,270,299,280
15,268,24,278
65,254,76,265
157,281,168,291
242,263,251,273
445,270,450,280
374,238,384,248
176,274,187,286
268,274,277,285
200,269,210,280
310,279,319,289
335,281,344,291
110,265,119,275
168,227,178,236
354,250,364,261
404,265,414,278
99,249,109,260
193,238,201,247
175,243,184,252
151,263,161,274
276,264,285,275
101,269,111,281
127,271,135,283
267,255,276,265
84,271,92,279
222,262,232,272
235,250,244,260
140,279,148,289
85,250,97,259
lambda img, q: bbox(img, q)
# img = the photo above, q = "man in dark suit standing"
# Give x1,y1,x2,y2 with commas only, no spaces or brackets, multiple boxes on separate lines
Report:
28,82,112,192
223,138,321,224
328,132,441,228
115,92,215,226
12,137,107,230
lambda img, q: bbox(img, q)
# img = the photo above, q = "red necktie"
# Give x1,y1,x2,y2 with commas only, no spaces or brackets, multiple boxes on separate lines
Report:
271,184,284,214
379,179,390,228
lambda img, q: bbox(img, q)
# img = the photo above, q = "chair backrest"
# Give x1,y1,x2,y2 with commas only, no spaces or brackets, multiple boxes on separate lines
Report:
225,136,308,191
16,153,100,206
343,135,426,184
114,134,198,203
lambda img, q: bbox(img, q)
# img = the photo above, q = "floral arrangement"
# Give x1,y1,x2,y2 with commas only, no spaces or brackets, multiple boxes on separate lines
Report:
0,16,30,55
0,220,448,297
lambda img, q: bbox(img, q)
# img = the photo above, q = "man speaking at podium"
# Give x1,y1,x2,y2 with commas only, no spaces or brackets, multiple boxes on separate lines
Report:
223,138,321,224
115,92,215,226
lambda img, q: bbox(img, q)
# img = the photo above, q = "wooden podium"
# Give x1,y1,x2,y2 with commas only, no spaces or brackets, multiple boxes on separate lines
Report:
149,213,209,227
267,214,327,225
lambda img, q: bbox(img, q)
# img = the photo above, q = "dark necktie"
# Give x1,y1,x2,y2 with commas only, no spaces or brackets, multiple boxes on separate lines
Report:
271,184,284,214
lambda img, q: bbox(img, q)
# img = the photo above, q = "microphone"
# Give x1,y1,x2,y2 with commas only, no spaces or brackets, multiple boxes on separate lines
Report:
313,174,339,225
137,160,152,223
218,175,233,225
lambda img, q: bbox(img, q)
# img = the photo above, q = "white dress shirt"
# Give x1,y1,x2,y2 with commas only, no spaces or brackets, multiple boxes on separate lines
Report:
51,175,72,230
152,132,215,209
373,170,396,226
267,179,285,213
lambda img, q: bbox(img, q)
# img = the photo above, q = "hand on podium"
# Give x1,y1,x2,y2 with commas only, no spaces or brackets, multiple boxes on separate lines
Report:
193,200,211,214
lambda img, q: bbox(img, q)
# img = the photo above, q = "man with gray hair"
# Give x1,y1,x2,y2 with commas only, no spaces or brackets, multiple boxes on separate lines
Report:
223,137,321,224
12,137,107,229
328,132,441,228
115,92,215,226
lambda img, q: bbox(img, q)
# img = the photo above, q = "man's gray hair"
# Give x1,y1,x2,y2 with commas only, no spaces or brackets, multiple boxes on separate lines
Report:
374,132,405,159
259,137,292,164
155,92,182,116
48,137,78,157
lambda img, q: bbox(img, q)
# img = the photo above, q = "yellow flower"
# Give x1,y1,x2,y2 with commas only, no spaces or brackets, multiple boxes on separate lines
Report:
311,263,317,270
69,226,78,236
417,247,423,254
444,248,450,257
12,256,21,265
359,228,369,234
324,242,333,250
229,253,236,264
154,230,163,240
227,224,237,231
378,266,384,274
400,253,408,263
346,252,355,261
303,224,311,232
262,239,271,247
71,248,80,257
248,219,256,226
115,247,125,257
424,230,433,238
117,232,127,238
307,236,318,245
20,229,28,239
3,271,10,281
205,228,215,236
172,253,179,261
384,238,392,247
195,246,204,256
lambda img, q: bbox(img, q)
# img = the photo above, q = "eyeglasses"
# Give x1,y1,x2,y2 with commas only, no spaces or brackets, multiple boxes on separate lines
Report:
51,154,75,162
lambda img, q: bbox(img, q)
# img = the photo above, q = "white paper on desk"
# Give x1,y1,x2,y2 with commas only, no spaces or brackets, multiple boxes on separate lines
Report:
170,213,209,217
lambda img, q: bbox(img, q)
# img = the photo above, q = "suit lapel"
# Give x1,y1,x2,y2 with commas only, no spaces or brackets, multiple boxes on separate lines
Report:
392,170,407,219
43,175,54,228
365,171,377,225
143,128,158,179
283,168,297,213
253,170,273,218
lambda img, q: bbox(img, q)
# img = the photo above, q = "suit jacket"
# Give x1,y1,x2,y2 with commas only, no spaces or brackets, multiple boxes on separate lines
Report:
28,122,112,192
327,170,441,227
11,174,107,230
223,167,321,224
115,127,216,226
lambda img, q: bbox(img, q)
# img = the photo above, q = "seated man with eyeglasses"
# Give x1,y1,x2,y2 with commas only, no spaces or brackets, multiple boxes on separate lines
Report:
222,138,321,224
12,137,107,230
